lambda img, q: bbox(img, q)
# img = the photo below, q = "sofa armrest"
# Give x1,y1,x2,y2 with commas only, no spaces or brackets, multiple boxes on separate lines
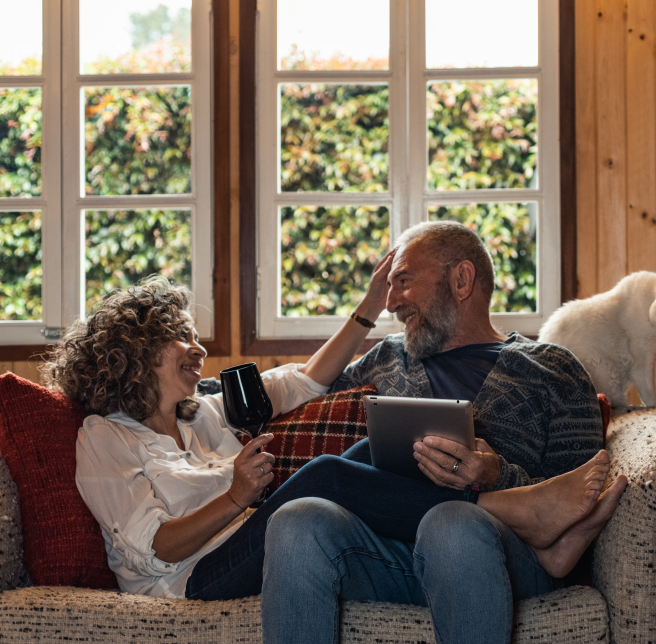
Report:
593,407,656,644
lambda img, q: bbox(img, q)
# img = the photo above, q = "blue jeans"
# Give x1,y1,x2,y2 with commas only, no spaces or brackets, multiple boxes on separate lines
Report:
186,439,478,600
261,498,562,644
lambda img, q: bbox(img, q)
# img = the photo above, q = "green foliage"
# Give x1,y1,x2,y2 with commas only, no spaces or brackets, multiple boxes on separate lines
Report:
0,55,192,321
280,84,388,192
279,72,538,315
0,47,539,322
84,86,191,196
428,203,536,312
427,80,537,190
85,209,191,314
0,88,41,197
281,206,389,315
0,211,41,320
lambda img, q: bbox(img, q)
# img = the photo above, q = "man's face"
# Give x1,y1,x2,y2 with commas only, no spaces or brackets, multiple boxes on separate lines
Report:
386,242,458,359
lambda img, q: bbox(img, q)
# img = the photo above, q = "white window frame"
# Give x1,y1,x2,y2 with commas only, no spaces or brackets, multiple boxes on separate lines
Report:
0,0,214,346
256,0,560,339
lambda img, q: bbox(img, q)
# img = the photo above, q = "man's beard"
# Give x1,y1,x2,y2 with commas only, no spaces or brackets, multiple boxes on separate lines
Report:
398,283,458,360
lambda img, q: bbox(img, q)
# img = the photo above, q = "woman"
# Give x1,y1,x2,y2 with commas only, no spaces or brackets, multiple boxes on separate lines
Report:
44,263,621,605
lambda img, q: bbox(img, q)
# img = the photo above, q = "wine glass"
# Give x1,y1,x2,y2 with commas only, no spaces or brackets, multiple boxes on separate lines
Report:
220,363,274,506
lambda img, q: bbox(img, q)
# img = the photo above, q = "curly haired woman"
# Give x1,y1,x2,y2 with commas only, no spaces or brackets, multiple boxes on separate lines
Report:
43,259,417,600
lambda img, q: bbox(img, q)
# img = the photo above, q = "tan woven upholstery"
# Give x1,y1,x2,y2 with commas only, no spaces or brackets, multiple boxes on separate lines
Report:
594,407,656,644
0,455,26,590
0,586,608,644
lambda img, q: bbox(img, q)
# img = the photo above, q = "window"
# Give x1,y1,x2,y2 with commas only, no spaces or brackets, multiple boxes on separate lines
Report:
0,0,228,354
248,0,565,348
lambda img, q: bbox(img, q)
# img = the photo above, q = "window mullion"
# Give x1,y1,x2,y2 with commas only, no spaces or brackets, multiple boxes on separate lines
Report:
407,0,426,229
388,0,408,245
61,0,83,328
256,0,280,338
189,0,213,338
40,0,64,332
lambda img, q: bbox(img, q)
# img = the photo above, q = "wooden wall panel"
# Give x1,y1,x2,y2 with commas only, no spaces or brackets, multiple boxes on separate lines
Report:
577,0,656,298
576,0,599,298
626,0,656,273
595,0,628,292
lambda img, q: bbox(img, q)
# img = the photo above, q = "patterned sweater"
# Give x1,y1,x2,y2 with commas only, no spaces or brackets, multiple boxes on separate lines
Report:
329,332,603,490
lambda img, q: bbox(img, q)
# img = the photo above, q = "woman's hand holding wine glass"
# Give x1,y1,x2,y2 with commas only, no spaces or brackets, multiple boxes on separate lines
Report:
228,433,276,509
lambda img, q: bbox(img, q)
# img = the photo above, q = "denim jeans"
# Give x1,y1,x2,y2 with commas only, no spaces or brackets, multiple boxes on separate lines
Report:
261,498,562,644
186,439,477,600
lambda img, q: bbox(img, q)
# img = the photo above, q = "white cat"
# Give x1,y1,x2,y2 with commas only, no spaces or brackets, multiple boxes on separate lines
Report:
538,271,656,407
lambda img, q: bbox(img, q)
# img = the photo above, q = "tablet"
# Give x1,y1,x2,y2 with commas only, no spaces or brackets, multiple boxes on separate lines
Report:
363,395,475,481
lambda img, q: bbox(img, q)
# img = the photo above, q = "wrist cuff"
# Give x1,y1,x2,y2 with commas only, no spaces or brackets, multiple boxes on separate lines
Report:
351,312,376,328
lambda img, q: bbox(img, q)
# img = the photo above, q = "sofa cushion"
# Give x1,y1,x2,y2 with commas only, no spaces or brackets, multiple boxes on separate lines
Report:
0,373,118,589
595,407,656,644
263,385,375,492
0,585,609,644
0,453,25,590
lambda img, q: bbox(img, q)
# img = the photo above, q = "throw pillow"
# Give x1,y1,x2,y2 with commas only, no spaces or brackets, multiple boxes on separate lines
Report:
0,373,119,589
263,385,376,492
597,393,611,443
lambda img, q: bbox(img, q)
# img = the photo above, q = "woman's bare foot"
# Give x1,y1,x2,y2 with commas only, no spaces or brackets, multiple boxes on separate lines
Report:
478,450,611,549
531,474,628,578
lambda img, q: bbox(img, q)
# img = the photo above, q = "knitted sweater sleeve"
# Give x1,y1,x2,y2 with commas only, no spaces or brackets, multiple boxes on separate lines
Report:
475,341,604,490
328,339,389,393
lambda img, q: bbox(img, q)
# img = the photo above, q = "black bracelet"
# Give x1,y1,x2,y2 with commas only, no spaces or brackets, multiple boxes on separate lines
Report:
226,490,247,512
350,312,376,329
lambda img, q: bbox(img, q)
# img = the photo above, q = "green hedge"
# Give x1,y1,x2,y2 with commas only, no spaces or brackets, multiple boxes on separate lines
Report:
0,52,538,320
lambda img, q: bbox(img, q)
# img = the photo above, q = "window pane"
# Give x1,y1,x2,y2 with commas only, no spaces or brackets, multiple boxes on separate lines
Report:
278,0,389,70
0,211,42,320
281,205,389,316
80,0,191,74
0,88,42,197
427,203,536,312
281,84,388,193
427,80,537,191
84,86,191,196
0,0,42,75
425,0,537,69
85,209,191,315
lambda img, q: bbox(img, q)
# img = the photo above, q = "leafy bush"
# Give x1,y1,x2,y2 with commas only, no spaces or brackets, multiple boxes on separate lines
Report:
0,42,539,321
278,71,537,315
0,211,41,320
0,49,191,321
281,205,389,316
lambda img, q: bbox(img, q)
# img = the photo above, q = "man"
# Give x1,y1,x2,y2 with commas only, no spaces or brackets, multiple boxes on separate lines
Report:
260,221,627,644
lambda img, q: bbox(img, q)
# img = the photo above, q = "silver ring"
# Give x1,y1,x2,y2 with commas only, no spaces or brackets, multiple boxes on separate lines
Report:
450,460,459,474
260,466,265,476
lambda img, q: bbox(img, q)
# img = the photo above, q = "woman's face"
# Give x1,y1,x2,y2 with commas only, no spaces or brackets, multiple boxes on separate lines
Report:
152,316,207,407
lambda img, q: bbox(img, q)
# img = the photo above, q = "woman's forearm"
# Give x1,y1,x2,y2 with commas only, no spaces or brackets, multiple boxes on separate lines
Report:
301,300,382,387
152,493,244,563
300,251,395,387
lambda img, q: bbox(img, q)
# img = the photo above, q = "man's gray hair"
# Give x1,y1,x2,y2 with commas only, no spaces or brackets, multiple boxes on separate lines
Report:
395,221,496,303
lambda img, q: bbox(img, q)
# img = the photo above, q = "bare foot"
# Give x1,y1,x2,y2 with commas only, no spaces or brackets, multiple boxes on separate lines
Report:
532,474,628,578
478,450,611,549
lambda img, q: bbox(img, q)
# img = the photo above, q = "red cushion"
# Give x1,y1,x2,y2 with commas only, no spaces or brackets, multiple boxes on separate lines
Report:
0,373,119,589
262,385,376,492
597,393,611,444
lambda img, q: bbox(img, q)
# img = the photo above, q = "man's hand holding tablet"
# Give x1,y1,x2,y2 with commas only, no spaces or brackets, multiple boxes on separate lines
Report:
413,436,502,490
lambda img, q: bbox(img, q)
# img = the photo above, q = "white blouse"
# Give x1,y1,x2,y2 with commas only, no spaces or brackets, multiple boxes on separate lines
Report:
75,364,328,599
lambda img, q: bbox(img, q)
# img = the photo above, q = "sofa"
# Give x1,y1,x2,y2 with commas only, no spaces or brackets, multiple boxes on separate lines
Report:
0,372,655,643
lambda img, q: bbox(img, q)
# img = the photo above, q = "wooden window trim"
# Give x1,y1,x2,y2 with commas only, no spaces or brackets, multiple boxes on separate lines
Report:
1,0,232,362
240,0,577,356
